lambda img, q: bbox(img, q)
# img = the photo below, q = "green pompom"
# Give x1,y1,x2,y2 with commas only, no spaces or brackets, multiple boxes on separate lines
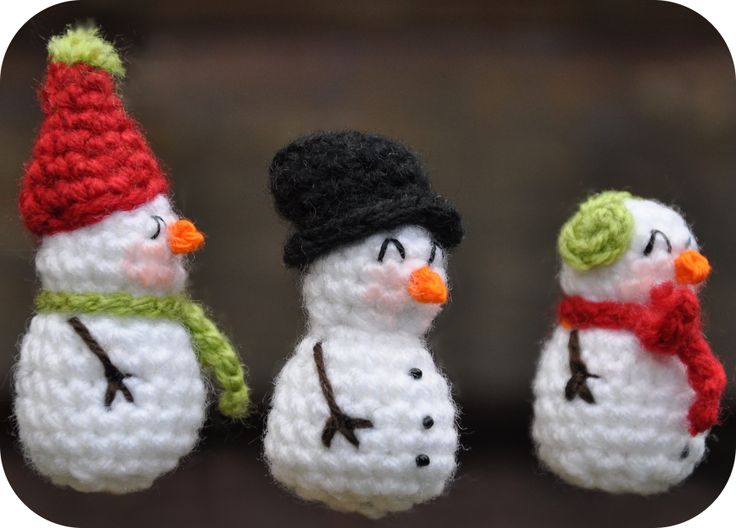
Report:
47,26,124,78
558,191,636,271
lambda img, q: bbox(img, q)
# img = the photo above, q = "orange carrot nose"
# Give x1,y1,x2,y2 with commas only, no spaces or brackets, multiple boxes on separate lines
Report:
407,265,448,304
674,249,711,285
168,219,205,254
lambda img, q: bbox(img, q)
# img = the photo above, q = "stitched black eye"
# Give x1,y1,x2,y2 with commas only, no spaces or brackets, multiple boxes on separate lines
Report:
428,242,439,265
685,236,692,249
378,238,406,262
151,215,165,239
643,229,672,256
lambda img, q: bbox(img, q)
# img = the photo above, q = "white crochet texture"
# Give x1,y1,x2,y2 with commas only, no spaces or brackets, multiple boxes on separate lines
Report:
533,198,707,494
15,194,207,493
265,226,458,518
36,195,188,296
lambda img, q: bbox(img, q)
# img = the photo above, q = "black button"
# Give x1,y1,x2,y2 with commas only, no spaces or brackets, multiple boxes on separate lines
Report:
422,416,434,429
409,368,422,379
415,454,430,467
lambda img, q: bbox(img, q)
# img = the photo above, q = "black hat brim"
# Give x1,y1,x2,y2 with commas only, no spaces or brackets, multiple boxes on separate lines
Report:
283,194,463,268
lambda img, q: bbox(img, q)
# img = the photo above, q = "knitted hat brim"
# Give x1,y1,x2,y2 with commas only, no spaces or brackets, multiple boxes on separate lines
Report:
283,194,463,268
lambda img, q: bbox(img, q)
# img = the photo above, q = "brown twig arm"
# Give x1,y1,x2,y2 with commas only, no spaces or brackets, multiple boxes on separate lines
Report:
68,316,134,408
313,342,373,448
564,329,600,404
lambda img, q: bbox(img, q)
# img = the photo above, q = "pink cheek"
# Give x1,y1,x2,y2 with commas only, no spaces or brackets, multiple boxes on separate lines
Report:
622,258,675,297
362,263,409,307
618,278,650,300
123,242,179,288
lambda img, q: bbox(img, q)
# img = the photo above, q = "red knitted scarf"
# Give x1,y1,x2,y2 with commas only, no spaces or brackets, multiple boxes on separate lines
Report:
558,281,725,436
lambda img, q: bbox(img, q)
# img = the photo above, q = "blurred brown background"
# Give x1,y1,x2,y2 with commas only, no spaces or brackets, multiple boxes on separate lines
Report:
1,1,735,527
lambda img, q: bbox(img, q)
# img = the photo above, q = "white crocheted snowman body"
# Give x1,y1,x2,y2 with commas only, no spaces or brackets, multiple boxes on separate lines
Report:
14,27,241,495
14,195,208,493
265,327,457,518
265,225,458,518
532,195,717,494
533,325,705,494
16,313,206,493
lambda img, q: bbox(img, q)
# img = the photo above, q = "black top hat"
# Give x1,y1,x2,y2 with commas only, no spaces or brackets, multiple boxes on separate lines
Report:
269,130,464,268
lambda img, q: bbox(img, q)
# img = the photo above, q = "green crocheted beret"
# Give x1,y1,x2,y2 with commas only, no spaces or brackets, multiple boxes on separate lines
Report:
558,191,636,271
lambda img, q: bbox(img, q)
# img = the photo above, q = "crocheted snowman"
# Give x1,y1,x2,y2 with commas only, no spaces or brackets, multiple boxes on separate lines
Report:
264,131,464,518
532,191,726,494
14,27,248,494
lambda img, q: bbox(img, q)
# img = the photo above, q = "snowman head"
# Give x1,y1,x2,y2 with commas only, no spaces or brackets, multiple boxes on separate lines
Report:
303,225,449,334
18,28,207,297
35,194,204,296
558,191,710,302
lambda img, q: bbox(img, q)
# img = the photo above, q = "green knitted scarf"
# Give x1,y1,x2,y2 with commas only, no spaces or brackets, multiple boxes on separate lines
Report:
35,290,249,418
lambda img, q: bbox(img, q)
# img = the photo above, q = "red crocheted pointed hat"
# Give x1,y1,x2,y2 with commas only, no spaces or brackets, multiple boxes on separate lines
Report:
19,26,169,237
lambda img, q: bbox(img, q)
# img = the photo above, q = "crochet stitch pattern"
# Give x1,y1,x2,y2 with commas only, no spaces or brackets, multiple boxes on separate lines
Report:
264,132,463,518
558,191,634,271
533,191,726,494
14,25,248,494
19,26,168,236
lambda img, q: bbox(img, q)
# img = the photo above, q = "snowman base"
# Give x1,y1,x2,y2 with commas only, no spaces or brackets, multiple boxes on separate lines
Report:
265,332,458,518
